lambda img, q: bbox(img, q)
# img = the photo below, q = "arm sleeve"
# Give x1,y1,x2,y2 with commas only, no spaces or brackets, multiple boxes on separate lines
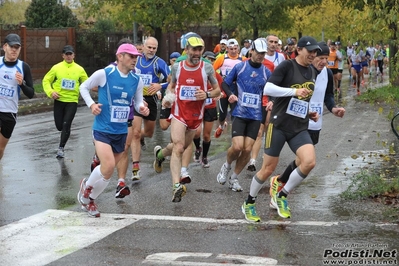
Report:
21,62,35,99
79,69,106,108
133,78,144,113
221,82,232,96
263,82,296,97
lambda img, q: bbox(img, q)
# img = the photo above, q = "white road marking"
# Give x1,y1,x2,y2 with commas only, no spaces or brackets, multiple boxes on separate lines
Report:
144,252,280,265
0,209,396,266
0,210,138,266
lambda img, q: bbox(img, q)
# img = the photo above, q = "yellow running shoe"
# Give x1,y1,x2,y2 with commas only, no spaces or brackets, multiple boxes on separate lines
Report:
274,195,291,219
269,175,284,198
241,201,261,222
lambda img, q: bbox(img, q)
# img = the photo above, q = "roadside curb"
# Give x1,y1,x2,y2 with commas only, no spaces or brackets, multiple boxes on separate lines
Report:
18,93,96,116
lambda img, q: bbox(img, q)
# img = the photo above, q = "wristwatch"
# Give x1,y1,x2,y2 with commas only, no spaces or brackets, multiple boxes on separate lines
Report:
206,92,211,98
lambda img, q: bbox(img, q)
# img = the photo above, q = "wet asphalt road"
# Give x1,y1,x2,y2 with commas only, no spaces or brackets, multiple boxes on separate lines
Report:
1,71,398,265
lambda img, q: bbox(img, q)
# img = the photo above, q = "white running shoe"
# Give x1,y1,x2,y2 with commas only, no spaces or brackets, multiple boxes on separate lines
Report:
217,164,230,185
228,178,243,192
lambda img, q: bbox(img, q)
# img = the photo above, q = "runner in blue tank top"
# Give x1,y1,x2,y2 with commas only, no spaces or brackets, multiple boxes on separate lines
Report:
216,38,271,192
131,36,170,181
77,44,149,217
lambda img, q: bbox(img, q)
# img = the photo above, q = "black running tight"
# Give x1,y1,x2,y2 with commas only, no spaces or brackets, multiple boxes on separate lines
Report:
53,100,78,148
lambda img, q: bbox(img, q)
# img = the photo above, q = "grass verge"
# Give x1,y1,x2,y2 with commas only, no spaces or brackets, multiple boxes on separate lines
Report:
34,83,44,93
344,84,399,221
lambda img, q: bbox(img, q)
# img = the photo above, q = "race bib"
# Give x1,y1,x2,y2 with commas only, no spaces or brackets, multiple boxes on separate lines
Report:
286,98,309,118
0,83,15,98
309,102,323,115
61,79,76,90
241,92,259,108
327,60,335,67
138,74,153,95
110,106,130,123
205,97,212,106
179,86,197,101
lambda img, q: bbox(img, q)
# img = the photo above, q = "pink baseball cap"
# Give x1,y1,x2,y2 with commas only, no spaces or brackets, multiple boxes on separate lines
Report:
116,44,142,56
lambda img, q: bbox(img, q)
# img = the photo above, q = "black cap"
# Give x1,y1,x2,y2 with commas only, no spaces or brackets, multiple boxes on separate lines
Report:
317,42,330,56
4,34,21,46
203,51,216,59
62,45,74,54
297,36,321,51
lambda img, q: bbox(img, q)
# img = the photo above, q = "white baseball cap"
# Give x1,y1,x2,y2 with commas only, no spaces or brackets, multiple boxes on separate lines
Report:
227,38,239,48
252,38,267,53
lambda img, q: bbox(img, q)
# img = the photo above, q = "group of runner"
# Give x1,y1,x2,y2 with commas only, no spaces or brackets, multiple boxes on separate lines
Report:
0,31,348,221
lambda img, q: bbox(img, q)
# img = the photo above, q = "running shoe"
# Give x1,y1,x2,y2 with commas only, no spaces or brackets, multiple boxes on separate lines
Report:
131,169,141,181
228,178,243,192
140,137,147,151
241,201,260,222
172,183,186,202
180,171,192,184
153,145,164,173
202,157,210,168
90,154,100,172
194,147,202,163
269,175,284,199
272,195,291,219
115,182,130,198
81,200,100,218
56,147,64,159
217,163,230,185
77,177,92,206
214,121,227,138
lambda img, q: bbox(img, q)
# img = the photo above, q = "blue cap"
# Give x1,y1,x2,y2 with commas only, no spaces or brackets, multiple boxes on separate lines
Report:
170,52,181,59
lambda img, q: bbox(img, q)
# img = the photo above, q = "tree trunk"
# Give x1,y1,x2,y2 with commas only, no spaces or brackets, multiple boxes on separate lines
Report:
154,27,163,58
389,22,398,86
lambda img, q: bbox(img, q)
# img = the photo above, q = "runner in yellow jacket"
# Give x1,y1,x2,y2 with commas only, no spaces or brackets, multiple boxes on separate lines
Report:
43,45,88,158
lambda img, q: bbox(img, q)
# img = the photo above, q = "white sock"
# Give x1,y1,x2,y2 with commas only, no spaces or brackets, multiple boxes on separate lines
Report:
181,167,188,175
231,172,238,180
283,168,306,193
90,177,110,199
249,175,265,198
86,165,103,187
